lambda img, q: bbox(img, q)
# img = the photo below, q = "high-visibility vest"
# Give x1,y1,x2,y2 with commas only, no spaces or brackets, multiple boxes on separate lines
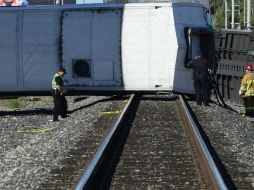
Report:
51,72,64,92
240,73,254,96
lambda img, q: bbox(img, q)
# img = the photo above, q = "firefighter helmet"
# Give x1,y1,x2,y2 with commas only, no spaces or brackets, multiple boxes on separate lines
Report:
245,64,253,71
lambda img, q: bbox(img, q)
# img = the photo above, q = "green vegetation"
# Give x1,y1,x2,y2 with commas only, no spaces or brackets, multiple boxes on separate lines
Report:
210,0,254,29
7,99,21,109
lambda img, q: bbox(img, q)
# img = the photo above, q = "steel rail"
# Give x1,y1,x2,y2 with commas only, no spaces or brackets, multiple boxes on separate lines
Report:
179,95,228,190
75,94,136,190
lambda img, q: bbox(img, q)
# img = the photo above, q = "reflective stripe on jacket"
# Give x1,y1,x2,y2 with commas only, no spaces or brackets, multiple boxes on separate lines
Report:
240,73,254,96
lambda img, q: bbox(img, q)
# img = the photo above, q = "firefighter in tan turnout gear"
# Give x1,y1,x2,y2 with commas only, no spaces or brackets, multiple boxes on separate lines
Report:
239,64,254,116
51,67,68,122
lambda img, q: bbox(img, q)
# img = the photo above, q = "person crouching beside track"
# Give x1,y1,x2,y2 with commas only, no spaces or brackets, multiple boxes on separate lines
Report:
239,64,254,116
188,52,213,107
51,67,68,122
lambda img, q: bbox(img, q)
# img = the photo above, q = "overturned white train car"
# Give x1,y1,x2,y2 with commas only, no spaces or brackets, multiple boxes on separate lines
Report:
0,2,213,95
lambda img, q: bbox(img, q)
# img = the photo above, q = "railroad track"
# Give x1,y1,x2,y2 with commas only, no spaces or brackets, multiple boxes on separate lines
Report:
189,100,254,190
75,94,228,190
37,96,129,190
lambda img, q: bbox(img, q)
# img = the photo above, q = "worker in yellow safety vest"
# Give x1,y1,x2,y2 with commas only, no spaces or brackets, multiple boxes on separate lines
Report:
239,64,254,116
51,67,68,122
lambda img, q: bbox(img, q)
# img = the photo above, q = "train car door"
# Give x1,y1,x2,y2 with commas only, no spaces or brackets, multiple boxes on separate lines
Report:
61,9,122,87
185,27,214,66
22,10,61,90
0,12,19,90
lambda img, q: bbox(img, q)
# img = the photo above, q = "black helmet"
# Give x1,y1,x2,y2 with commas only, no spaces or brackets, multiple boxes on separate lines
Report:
59,67,66,73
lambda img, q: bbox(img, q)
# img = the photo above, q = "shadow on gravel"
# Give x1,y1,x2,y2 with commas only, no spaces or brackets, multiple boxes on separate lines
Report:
142,94,178,101
185,102,237,190
0,108,53,116
0,96,127,116
73,96,89,102
68,95,127,114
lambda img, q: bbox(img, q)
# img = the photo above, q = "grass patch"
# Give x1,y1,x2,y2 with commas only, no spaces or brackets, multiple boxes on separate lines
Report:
7,99,21,109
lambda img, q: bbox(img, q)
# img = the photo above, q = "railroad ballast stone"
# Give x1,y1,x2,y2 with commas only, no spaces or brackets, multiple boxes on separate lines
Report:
188,98,254,189
0,96,114,190
109,98,204,189
1,94,254,189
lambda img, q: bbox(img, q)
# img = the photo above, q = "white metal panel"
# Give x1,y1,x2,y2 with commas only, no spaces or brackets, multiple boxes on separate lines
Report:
22,11,60,89
149,7,176,89
62,10,122,86
62,11,93,85
92,10,122,85
122,7,150,89
0,13,18,88
94,61,114,81
122,5,176,90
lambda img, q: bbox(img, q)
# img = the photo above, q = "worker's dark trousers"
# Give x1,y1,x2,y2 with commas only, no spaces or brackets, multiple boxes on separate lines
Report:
194,79,209,106
52,92,68,121
243,96,254,115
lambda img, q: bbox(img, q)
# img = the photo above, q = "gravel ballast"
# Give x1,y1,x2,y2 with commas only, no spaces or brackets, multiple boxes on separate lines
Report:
188,97,254,189
0,96,113,190
1,95,254,189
